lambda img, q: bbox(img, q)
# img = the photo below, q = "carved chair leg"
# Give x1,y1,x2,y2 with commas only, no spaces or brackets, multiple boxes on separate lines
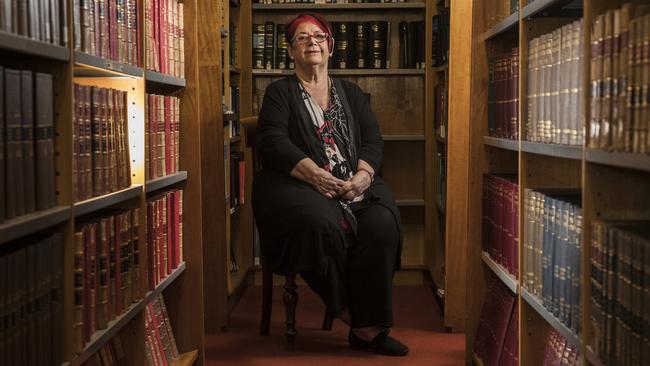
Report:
321,309,333,331
283,274,298,350
260,260,273,335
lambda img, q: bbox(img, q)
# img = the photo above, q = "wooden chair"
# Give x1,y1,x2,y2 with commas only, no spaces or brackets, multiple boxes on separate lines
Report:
240,116,334,350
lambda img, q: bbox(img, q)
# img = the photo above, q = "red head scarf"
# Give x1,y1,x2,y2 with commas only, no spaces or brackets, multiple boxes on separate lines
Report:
285,13,333,50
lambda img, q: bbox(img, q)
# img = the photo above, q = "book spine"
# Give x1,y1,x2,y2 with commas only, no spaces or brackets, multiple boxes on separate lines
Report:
22,75,36,213
5,69,23,219
34,72,55,210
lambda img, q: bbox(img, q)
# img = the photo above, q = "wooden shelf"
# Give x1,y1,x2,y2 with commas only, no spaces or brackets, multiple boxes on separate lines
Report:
383,134,425,141
145,70,186,90
67,263,186,366
0,31,69,61
73,185,143,218
396,199,425,206
74,51,144,78
483,136,518,151
253,68,425,76
145,262,187,303
521,287,582,351
67,300,147,366
432,65,448,73
586,149,650,173
481,251,518,294
0,206,72,246
171,350,199,366
521,141,582,160
585,346,604,366
482,11,519,41
146,171,189,194
252,2,425,10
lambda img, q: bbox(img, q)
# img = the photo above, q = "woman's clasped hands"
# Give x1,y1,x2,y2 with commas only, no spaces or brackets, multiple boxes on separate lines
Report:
310,168,372,201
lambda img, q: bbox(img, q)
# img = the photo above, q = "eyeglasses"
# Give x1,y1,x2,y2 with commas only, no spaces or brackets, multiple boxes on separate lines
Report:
292,32,329,45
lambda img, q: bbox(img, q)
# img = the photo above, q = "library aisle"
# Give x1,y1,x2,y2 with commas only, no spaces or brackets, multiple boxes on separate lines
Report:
1,0,648,365
204,286,464,365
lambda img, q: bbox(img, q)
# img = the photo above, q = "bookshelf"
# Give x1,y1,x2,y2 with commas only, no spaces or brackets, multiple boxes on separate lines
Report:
252,3,426,10
253,68,426,76
481,251,518,294
0,0,207,364
0,31,70,61
448,0,650,365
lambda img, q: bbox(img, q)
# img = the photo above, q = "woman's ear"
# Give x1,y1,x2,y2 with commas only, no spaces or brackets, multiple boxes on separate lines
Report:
329,37,334,56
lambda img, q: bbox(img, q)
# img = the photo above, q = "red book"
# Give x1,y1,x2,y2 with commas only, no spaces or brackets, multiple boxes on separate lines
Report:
498,301,519,366
164,96,172,175
147,201,155,291
114,213,123,315
166,192,174,273
173,190,181,268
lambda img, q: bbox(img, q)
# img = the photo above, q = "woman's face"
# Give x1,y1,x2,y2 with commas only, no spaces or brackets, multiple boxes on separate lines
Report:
288,21,330,68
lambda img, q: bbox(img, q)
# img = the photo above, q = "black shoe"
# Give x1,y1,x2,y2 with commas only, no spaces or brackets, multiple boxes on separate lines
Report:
348,329,409,356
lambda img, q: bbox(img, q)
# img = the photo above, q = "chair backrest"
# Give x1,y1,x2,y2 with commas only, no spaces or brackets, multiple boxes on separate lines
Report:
240,116,259,174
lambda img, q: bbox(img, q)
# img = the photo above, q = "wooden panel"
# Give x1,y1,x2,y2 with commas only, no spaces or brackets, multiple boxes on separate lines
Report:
383,141,424,200
197,0,229,333
587,165,650,220
523,153,582,189
521,299,553,366
165,0,206,364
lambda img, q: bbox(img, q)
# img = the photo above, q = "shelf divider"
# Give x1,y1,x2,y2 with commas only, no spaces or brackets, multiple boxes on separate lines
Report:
0,206,72,246
0,31,70,61
520,141,582,160
481,251,518,294
586,149,650,173
521,287,582,351
146,172,189,194
73,186,143,218
483,11,519,41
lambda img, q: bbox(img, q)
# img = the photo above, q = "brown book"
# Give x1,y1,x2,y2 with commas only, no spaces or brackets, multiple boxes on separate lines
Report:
108,215,116,320
91,86,103,196
158,293,179,358
21,70,35,214
5,69,23,219
641,14,650,153
602,11,614,149
73,230,85,353
97,218,109,330
73,84,81,201
590,14,604,149
132,207,140,298
35,72,55,210
106,89,116,193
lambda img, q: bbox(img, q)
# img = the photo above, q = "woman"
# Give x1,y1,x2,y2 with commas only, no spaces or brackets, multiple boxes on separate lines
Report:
252,13,408,356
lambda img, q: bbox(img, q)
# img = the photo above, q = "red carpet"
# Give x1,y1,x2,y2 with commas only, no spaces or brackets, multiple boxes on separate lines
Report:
205,285,465,365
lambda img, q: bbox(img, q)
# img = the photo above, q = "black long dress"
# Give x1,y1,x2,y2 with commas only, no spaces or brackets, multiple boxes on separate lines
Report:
252,75,402,328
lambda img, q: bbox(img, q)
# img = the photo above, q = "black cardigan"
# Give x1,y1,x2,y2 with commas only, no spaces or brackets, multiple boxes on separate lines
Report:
257,75,384,175
254,75,402,272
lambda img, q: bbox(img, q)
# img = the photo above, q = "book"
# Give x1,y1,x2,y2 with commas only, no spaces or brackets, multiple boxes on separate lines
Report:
5,68,23,219
35,72,55,211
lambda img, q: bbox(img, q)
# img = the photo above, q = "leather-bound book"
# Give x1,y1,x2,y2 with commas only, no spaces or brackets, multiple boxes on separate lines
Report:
35,72,55,210
353,22,368,69
5,68,23,219
368,21,388,69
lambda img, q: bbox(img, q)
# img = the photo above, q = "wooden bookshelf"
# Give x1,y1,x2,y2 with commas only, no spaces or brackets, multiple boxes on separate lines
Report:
73,185,143,217
66,300,147,366
0,0,207,365
146,172,189,194
521,0,579,18
521,287,582,351
482,10,519,40
396,199,426,206
0,206,72,245
252,68,426,76
67,264,187,366
145,70,187,89
383,134,426,141
252,2,426,10
0,30,70,60
520,141,582,160
483,136,519,151
481,251,518,294
586,149,650,173
144,263,188,303
73,51,144,78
